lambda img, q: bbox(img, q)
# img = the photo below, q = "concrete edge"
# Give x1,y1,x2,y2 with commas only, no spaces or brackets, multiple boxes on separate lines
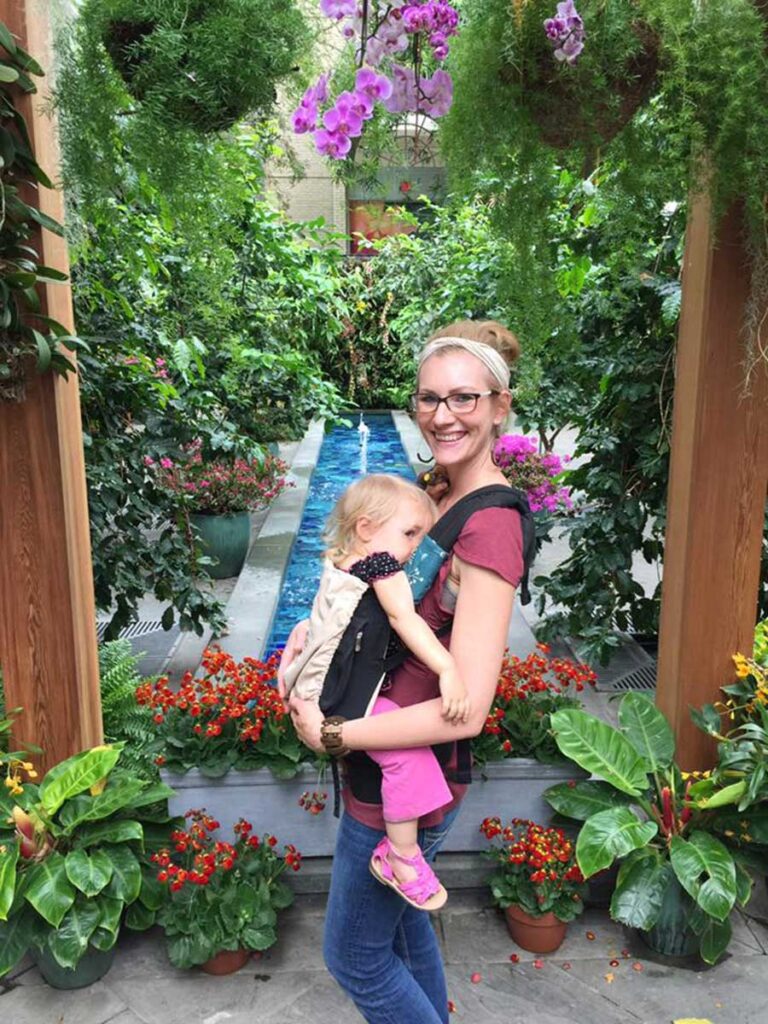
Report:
219,420,325,661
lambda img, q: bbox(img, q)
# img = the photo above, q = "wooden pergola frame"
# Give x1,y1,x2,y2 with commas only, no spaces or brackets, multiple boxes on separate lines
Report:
0,2,766,772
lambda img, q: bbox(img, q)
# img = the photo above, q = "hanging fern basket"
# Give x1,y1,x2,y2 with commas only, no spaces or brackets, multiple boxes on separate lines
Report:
506,22,660,150
83,0,309,134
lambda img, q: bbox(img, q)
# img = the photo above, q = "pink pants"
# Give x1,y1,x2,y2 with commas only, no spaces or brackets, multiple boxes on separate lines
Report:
365,696,452,823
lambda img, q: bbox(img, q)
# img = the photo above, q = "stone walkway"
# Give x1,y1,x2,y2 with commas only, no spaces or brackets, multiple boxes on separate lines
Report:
3,886,768,1024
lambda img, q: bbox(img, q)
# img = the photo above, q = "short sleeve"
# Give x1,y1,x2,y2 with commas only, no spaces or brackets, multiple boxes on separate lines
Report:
453,507,524,587
348,551,403,584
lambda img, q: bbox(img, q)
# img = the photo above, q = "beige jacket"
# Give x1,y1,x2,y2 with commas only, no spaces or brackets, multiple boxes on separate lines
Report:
282,560,369,702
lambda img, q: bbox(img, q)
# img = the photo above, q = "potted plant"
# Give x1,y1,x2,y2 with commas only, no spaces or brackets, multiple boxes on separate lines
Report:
689,637,768,852
0,742,177,988
149,443,291,578
492,435,573,550
139,648,336,856
480,816,587,952
149,810,300,972
545,693,758,964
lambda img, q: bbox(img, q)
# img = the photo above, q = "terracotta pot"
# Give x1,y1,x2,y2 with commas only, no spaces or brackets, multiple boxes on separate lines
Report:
504,905,568,954
200,948,250,975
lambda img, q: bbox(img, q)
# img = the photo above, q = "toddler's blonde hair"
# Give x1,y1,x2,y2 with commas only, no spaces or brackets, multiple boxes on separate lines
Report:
324,474,436,564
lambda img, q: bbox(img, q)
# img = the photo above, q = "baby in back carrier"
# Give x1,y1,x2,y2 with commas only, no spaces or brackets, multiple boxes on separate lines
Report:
283,473,470,910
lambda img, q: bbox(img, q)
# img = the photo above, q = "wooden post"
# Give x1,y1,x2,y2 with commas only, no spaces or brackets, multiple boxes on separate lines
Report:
656,191,768,769
0,0,102,770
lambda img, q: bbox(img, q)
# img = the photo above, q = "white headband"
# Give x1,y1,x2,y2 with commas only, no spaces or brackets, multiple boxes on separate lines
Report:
418,337,511,389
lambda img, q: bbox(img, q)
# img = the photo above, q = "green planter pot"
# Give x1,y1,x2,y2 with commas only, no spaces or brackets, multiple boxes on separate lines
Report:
641,871,699,957
190,511,251,579
32,944,116,989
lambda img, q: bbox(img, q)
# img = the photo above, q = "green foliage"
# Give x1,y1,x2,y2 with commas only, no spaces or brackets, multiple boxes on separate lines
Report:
99,640,158,781
443,0,768,378
546,695,759,964
0,21,88,401
0,744,177,975
65,127,344,637
55,0,309,210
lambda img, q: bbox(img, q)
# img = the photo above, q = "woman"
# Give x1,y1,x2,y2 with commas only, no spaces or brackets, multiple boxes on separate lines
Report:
279,320,524,1023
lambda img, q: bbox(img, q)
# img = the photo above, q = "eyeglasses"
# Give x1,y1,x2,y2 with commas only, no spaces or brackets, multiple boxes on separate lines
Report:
409,390,500,415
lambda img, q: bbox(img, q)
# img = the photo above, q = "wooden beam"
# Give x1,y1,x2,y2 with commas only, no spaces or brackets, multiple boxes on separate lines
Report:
656,191,768,769
0,0,102,770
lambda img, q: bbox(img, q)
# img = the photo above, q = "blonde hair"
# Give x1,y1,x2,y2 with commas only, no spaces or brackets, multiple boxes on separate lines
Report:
324,474,436,564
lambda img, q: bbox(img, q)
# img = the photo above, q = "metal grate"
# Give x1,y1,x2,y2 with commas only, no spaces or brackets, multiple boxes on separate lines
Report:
96,620,165,641
605,663,657,692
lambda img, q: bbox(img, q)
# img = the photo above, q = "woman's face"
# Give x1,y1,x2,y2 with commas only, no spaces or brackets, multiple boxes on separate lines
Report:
416,350,510,470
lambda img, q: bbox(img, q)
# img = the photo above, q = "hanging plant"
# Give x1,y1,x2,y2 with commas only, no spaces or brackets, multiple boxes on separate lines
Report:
442,0,768,383
0,22,86,403
291,1,459,163
78,0,309,134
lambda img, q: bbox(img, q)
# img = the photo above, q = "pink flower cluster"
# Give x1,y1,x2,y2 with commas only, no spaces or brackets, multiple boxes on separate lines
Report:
294,1,459,159
493,434,573,514
544,1,585,65
146,442,292,516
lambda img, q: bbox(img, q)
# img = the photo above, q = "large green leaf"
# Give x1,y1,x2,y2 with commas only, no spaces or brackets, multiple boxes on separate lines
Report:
124,782,175,810
38,746,122,816
46,898,100,969
64,849,113,897
669,832,737,922
690,906,732,965
73,819,143,849
103,845,141,903
59,778,146,830
166,931,213,970
24,852,76,927
576,806,658,877
544,780,634,821
138,867,164,912
90,926,119,952
610,856,670,930
0,842,19,921
124,901,155,931
96,895,124,936
550,709,649,795
0,911,34,977
617,692,675,769
242,923,277,951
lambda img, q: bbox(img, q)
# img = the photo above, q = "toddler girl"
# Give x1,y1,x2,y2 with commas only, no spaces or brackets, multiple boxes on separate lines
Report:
283,474,470,911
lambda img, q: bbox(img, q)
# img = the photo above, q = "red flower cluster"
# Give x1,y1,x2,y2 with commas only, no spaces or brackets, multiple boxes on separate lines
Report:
473,647,596,765
135,647,290,753
299,790,328,815
152,811,302,895
480,817,586,919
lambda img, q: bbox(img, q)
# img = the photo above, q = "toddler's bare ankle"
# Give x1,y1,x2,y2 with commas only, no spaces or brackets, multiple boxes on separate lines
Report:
387,842,422,884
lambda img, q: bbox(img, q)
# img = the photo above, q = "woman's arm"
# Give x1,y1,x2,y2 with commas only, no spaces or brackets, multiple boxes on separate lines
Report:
289,560,515,750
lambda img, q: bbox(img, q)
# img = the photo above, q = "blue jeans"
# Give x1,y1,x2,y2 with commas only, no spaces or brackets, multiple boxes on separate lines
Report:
323,807,459,1024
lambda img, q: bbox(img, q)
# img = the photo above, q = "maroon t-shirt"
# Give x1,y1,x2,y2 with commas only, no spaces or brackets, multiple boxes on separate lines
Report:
343,505,525,829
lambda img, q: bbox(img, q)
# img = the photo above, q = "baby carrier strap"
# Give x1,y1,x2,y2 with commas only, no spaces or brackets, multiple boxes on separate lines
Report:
430,484,536,605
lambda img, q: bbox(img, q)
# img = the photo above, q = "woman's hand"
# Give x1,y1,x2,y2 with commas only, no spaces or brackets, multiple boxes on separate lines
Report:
288,694,325,754
276,619,310,700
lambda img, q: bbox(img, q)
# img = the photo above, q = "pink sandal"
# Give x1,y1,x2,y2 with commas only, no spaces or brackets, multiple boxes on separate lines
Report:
369,837,448,912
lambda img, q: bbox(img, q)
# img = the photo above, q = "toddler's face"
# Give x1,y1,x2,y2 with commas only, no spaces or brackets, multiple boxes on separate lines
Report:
365,497,432,564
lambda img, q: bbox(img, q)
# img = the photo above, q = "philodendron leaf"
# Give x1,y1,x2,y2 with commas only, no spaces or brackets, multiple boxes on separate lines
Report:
670,832,737,922
617,692,675,770
38,745,122,816
0,912,32,977
610,856,671,930
64,848,113,897
0,842,19,921
690,905,732,965
103,845,141,904
95,895,123,936
545,780,634,821
576,806,658,878
24,852,76,927
73,819,143,849
550,709,650,795
59,778,146,830
46,897,100,969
